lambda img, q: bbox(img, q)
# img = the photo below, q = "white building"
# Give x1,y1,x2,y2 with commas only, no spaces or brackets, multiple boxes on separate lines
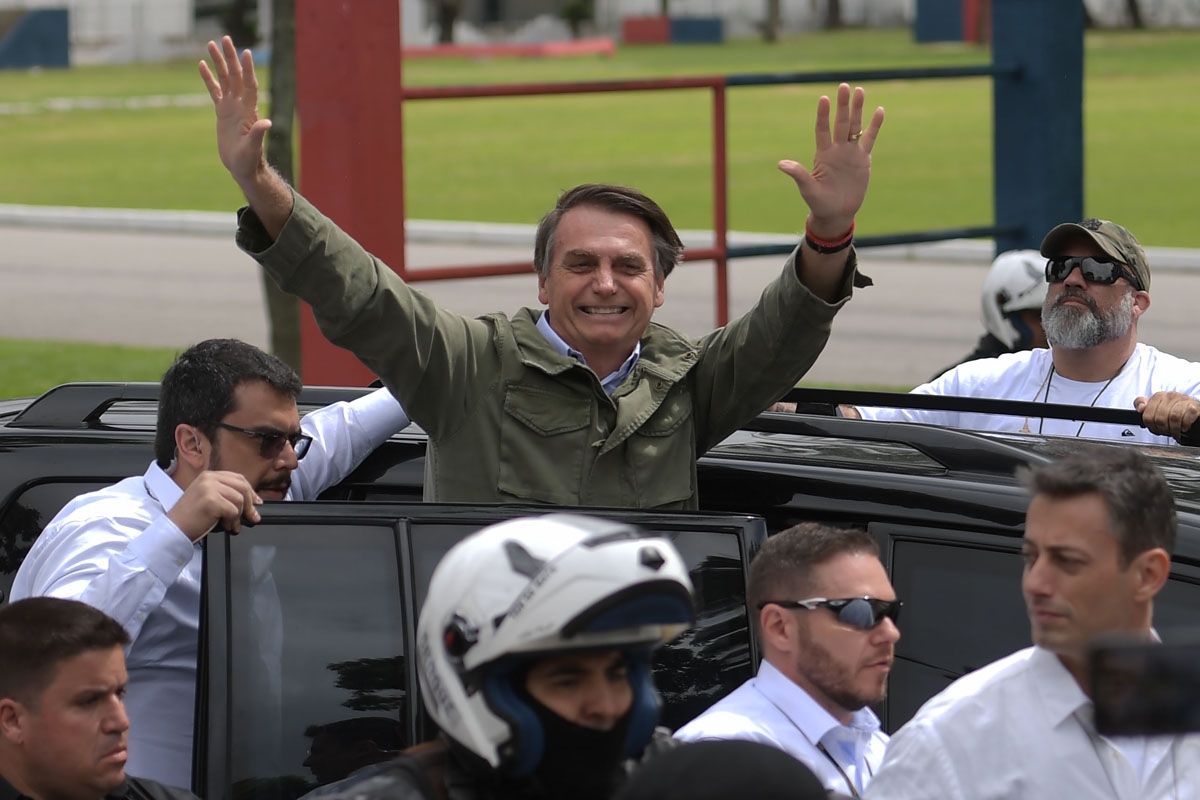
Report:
0,0,1195,66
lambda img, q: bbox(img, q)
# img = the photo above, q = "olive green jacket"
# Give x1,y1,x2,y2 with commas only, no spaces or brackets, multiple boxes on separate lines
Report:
238,192,861,509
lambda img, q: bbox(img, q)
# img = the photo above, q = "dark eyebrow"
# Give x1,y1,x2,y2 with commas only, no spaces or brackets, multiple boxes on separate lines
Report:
1045,545,1089,559
562,248,598,260
543,663,590,678
251,425,302,437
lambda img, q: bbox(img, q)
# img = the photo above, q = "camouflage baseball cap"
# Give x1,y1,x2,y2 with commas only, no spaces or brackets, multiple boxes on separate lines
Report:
1040,218,1150,291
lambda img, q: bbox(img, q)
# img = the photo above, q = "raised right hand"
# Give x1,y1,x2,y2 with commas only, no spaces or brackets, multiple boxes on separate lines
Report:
198,35,272,187
167,470,262,542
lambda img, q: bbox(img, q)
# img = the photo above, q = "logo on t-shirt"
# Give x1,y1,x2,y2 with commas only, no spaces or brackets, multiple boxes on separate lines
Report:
1121,429,1135,437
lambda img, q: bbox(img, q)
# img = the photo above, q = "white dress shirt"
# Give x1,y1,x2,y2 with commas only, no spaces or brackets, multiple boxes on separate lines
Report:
10,388,409,789
673,659,887,796
535,311,640,395
864,646,1200,800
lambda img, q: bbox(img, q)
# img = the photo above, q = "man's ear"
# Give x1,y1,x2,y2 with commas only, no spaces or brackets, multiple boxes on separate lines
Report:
174,424,208,470
1131,547,1170,602
0,698,28,744
1130,290,1151,324
758,604,795,655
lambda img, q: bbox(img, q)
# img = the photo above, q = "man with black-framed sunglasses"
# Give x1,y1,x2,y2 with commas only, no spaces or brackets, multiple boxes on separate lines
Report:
846,218,1200,446
10,338,411,789
674,523,899,798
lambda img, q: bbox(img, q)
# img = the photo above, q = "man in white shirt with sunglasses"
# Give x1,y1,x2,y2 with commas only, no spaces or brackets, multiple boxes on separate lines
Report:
845,219,1200,445
674,523,900,798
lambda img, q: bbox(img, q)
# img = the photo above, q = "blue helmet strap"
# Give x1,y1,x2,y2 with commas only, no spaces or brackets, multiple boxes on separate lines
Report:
620,648,660,759
482,660,544,777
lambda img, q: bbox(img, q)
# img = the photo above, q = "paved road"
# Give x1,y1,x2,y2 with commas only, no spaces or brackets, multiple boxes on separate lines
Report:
3,223,1198,388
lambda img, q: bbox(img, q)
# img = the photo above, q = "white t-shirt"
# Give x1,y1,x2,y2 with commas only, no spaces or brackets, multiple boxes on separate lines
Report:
857,343,1200,446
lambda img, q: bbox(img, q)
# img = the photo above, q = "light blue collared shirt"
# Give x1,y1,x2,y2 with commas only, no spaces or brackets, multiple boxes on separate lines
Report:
674,659,887,796
536,311,640,396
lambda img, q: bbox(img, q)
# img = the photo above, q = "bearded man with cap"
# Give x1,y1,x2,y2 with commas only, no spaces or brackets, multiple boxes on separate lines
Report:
846,219,1200,445
307,513,696,800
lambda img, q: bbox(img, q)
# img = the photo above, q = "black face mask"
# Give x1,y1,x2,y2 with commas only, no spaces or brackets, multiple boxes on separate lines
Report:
523,696,632,800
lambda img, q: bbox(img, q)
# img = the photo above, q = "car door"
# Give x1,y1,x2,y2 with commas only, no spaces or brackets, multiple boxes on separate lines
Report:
198,502,767,800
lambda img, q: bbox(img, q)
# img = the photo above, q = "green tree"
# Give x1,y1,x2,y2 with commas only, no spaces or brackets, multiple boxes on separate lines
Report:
763,0,782,43
824,0,842,29
561,0,594,39
221,0,260,49
1125,0,1145,28
431,0,461,44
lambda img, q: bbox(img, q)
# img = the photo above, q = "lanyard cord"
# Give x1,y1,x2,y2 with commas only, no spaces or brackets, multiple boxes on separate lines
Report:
1034,356,1131,436
759,687,874,798
816,741,872,799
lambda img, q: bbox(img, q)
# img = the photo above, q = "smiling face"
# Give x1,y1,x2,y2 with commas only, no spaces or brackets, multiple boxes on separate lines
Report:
768,552,900,724
6,646,130,800
207,379,302,500
536,205,666,378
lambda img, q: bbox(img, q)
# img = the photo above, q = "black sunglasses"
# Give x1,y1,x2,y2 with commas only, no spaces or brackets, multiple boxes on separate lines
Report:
1045,256,1143,291
758,596,902,631
214,422,313,461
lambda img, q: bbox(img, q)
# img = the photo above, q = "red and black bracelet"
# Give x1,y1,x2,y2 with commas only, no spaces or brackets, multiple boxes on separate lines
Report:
804,221,855,255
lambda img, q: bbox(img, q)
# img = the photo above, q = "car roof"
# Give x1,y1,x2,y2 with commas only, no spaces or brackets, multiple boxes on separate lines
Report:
8,381,1200,536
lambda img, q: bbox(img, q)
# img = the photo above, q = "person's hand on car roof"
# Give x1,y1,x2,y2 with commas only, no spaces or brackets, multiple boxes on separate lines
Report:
1135,391,1200,444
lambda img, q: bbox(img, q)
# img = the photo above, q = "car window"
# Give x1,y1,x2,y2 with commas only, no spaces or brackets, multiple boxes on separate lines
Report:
881,532,1028,730
0,481,111,603
1155,571,1200,642
222,521,406,800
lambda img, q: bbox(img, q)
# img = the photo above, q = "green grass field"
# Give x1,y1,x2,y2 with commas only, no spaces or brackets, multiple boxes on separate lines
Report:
0,28,1197,245
1,28,1198,399
0,340,180,399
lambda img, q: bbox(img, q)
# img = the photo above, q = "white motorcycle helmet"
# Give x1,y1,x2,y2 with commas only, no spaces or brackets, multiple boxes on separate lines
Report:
980,249,1048,350
416,514,695,778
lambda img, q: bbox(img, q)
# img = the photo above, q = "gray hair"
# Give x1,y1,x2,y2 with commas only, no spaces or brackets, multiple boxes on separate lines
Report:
532,184,684,280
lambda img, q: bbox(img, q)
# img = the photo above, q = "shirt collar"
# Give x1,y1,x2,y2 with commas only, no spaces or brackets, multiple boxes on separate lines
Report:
756,659,881,748
535,311,641,394
143,460,185,513
1030,645,1092,728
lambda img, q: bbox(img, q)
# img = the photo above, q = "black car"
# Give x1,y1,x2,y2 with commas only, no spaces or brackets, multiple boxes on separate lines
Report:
2,382,1198,800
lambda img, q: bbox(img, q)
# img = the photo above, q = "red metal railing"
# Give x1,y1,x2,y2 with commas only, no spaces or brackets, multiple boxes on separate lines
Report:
396,76,732,326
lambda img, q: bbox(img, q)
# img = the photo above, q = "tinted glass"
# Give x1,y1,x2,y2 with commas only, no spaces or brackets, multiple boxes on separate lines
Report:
409,523,754,732
0,481,110,603
225,522,406,800
1154,574,1200,642
885,537,1028,730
